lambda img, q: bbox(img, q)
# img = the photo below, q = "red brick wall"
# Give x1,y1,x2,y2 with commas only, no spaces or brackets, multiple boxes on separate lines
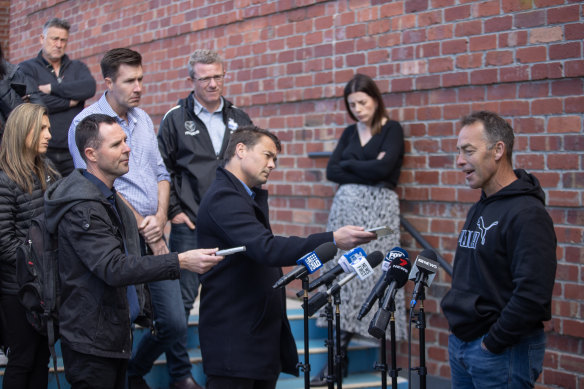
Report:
6,1,584,387
0,0,10,59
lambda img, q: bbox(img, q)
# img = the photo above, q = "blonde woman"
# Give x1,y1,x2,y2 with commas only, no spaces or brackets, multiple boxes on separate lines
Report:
0,103,59,388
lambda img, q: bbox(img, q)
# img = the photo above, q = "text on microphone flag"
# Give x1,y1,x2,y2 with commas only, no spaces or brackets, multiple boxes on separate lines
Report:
297,252,323,274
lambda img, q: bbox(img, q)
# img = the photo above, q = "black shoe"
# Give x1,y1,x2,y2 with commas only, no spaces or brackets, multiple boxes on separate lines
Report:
128,375,152,389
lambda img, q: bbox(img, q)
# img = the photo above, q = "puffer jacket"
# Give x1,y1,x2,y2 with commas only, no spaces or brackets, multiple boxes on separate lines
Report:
0,166,56,295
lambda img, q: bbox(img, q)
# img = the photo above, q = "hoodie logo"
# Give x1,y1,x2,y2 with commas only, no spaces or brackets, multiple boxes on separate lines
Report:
184,121,199,136
458,216,499,249
477,217,498,245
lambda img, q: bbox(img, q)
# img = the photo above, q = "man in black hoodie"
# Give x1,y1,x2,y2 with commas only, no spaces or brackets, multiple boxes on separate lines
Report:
157,49,253,321
441,111,556,388
44,114,223,389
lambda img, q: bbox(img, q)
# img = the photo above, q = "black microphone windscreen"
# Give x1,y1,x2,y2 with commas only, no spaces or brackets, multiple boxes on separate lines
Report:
314,242,338,263
414,249,439,276
368,308,391,339
385,257,412,288
365,251,384,268
419,248,438,261
408,248,440,285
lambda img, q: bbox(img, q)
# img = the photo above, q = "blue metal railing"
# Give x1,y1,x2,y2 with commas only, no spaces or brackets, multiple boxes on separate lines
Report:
400,216,453,276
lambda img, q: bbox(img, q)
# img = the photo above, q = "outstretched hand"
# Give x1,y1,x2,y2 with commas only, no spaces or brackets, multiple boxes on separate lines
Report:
333,225,377,250
178,248,224,274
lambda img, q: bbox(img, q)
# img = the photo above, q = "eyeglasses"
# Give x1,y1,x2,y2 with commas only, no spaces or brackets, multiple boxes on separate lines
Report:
195,74,225,86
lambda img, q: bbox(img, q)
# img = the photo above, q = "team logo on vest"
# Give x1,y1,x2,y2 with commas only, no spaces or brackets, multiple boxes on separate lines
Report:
458,216,499,249
184,121,199,136
227,118,238,133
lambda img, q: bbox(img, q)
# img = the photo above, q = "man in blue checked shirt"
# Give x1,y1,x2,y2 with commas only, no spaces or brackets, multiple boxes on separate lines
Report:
68,48,201,389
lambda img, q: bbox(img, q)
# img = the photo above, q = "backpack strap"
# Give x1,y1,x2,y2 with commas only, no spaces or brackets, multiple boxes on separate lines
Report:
42,218,61,388
46,316,61,389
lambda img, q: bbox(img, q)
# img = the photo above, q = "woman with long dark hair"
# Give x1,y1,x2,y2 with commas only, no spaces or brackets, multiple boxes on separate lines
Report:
0,103,59,388
313,73,405,385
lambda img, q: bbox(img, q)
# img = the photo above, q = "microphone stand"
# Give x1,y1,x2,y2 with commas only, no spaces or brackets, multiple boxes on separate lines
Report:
331,288,345,389
314,280,336,389
411,287,427,389
388,300,400,389
372,296,388,389
299,275,312,389
372,296,400,389
323,294,335,389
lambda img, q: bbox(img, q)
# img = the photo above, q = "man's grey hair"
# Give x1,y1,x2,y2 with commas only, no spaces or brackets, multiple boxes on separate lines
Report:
43,18,71,35
188,49,223,79
460,111,515,163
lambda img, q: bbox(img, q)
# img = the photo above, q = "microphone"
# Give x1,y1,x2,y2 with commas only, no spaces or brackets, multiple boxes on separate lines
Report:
357,247,409,320
272,242,337,289
296,247,366,298
367,255,412,338
409,249,440,308
303,251,384,317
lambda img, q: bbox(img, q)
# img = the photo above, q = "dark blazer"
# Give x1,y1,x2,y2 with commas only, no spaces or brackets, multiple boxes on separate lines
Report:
197,167,334,380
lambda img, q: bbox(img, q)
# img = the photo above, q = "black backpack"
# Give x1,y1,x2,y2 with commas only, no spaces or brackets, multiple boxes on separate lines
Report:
16,213,61,388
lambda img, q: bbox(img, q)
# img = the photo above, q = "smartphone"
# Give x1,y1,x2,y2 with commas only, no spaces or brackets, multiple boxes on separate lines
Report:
366,226,394,237
10,83,27,97
216,246,246,256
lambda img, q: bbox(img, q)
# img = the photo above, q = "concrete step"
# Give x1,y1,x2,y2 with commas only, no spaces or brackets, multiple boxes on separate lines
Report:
0,303,400,389
276,372,408,389
281,306,406,389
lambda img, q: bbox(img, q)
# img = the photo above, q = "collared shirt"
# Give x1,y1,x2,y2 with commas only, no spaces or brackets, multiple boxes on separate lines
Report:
82,169,115,203
38,53,64,82
193,96,225,155
68,93,170,216
237,177,255,199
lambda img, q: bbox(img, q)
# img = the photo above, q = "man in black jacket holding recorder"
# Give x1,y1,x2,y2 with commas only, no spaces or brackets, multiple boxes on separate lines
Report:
44,114,224,389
